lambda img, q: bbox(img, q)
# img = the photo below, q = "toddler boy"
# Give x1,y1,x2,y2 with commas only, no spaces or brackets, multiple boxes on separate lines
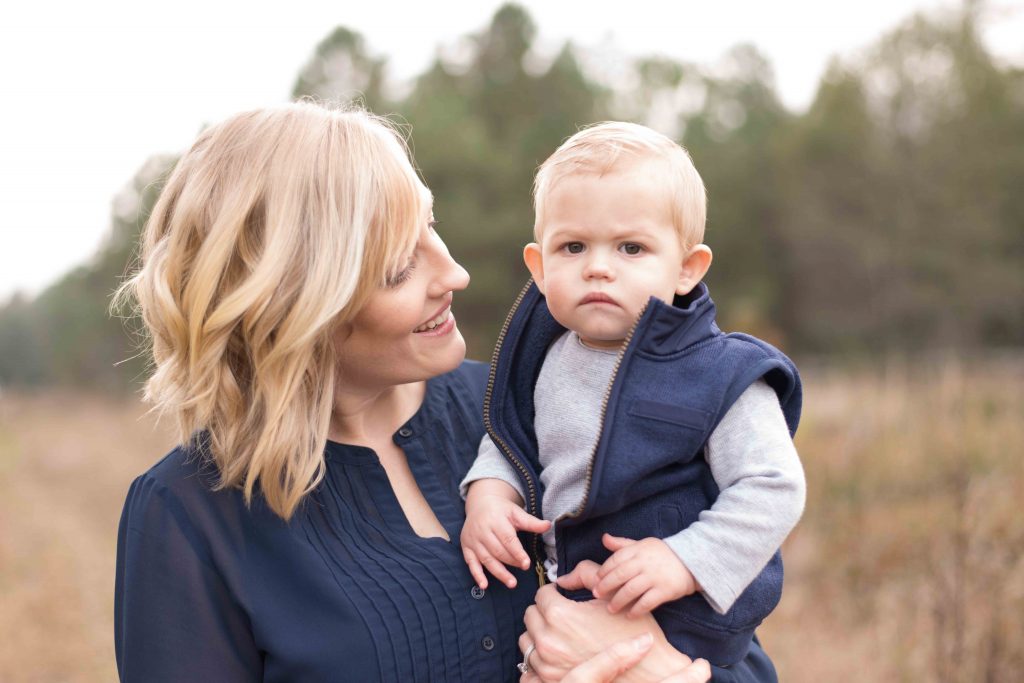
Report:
460,122,805,669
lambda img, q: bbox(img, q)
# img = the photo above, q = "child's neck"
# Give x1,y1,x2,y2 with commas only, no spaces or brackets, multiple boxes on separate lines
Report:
575,332,623,353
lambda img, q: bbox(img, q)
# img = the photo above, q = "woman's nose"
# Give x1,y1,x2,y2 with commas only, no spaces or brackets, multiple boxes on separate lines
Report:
428,240,470,297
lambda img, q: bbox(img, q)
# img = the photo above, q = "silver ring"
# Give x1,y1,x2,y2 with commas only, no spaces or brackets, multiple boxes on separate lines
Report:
517,643,536,674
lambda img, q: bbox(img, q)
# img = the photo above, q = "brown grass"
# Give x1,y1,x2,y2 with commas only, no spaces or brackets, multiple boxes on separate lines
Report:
761,355,1024,682
0,392,174,682
0,357,1021,681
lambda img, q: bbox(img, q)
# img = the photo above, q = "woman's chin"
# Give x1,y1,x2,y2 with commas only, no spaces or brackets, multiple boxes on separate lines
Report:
439,330,468,372
412,325,467,378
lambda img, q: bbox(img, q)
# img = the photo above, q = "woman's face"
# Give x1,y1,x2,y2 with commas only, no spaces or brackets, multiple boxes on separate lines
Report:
334,203,471,391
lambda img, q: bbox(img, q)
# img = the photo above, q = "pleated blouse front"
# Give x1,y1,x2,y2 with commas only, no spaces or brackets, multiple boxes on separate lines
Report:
115,361,536,682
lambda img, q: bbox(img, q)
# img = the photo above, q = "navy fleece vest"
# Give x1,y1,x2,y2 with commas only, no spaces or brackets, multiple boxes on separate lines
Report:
484,281,801,667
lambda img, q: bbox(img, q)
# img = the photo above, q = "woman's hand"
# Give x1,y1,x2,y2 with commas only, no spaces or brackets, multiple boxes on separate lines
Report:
519,561,702,683
519,630,711,683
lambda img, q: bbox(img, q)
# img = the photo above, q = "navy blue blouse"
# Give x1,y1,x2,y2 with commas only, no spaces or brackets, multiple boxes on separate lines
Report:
114,361,536,682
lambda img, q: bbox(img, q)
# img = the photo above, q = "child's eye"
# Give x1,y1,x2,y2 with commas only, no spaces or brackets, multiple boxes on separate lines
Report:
562,242,585,255
620,242,644,255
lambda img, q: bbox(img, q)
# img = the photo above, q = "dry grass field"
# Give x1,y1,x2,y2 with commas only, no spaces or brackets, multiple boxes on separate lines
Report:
0,357,1021,682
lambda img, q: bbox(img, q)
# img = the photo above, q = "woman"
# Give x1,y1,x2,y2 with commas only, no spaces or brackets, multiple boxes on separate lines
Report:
113,102,720,681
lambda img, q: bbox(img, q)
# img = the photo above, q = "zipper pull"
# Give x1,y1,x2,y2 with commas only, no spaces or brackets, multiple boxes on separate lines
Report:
535,560,547,587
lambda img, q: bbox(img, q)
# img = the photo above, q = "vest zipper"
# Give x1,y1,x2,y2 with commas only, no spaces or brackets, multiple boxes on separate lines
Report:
482,280,546,584
558,301,649,528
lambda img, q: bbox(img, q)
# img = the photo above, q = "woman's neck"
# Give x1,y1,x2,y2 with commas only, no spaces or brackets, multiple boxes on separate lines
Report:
327,380,426,447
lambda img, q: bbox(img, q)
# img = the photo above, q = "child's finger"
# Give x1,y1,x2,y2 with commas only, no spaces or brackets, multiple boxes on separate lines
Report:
628,588,664,618
607,575,651,614
462,548,489,590
510,507,551,534
594,558,642,600
496,527,531,570
595,551,621,581
483,528,523,568
602,533,637,553
595,546,634,581
482,555,518,589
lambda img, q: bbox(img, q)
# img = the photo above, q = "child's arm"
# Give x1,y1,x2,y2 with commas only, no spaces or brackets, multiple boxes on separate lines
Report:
459,435,550,590
576,379,804,617
662,378,805,614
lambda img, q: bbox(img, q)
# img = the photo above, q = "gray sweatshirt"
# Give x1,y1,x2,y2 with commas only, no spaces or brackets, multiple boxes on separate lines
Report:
461,331,805,614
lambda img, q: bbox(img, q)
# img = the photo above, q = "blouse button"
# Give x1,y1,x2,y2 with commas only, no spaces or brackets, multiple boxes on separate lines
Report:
471,586,486,600
481,636,495,651
398,427,413,438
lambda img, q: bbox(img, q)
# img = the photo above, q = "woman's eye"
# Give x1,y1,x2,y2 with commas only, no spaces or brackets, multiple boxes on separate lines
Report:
385,260,416,288
563,242,585,255
620,243,644,255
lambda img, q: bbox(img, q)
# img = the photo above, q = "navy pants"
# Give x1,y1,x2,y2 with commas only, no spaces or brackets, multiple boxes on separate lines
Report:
710,635,778,683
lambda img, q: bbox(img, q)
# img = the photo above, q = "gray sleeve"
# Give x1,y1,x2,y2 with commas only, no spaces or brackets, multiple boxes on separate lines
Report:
663,379,806,614
459,434,528,502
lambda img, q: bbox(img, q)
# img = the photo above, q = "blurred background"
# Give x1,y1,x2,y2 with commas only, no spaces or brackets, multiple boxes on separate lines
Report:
1,1,1022,681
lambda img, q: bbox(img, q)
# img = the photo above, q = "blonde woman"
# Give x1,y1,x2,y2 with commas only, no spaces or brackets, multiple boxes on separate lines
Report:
114,102,711,682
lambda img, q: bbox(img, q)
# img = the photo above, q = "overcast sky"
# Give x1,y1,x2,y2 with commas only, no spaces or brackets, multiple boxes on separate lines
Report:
1,0,1021,301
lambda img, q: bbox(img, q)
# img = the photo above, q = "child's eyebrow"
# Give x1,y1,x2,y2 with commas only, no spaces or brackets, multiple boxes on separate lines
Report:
547,225,663,241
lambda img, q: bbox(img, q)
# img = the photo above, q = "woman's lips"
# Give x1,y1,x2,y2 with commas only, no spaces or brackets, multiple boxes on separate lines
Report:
413,305,452,333
413,312,456,337
413,295,454,332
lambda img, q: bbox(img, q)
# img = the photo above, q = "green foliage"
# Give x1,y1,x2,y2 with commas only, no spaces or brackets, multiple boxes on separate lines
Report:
0,155,174,390
1,2,1021,391
291,26,390,111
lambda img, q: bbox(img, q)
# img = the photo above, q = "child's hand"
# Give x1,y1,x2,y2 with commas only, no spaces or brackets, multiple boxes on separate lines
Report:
590,533,699,617
461,479,550,590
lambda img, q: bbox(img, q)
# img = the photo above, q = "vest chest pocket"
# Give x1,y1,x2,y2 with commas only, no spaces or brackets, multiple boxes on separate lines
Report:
627,399,711,431
619,398,713,470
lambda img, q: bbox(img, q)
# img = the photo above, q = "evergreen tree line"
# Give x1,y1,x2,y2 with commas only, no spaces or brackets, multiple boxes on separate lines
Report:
1,3,1021,391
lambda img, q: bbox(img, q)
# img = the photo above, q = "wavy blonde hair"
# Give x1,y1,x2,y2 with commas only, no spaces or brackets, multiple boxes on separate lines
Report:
116,102,425,519
533,121,707,248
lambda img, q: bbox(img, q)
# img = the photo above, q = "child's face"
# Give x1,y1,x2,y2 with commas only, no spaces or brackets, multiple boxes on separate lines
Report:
525,163,709,350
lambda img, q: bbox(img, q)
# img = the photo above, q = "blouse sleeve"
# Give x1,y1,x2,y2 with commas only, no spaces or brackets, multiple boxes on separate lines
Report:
114,473,262,682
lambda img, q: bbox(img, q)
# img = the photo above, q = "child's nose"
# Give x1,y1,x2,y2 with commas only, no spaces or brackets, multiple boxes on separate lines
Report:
583,253,614,280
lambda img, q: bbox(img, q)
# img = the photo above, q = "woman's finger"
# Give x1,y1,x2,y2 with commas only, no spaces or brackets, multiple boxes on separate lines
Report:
531,582,571,618
555,560,601,591
560,633,653,683
659,658,712,683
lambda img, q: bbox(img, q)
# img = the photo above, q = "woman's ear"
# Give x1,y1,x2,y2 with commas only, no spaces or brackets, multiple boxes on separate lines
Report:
677,244,712,295
523,243,546,293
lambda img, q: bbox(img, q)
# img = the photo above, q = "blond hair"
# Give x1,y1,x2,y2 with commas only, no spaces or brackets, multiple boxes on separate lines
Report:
115,102,425,519
533,121,707,247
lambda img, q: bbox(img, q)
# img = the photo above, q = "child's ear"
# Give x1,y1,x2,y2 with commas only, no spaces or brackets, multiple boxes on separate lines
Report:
523,243,546,293
677,244,712,295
